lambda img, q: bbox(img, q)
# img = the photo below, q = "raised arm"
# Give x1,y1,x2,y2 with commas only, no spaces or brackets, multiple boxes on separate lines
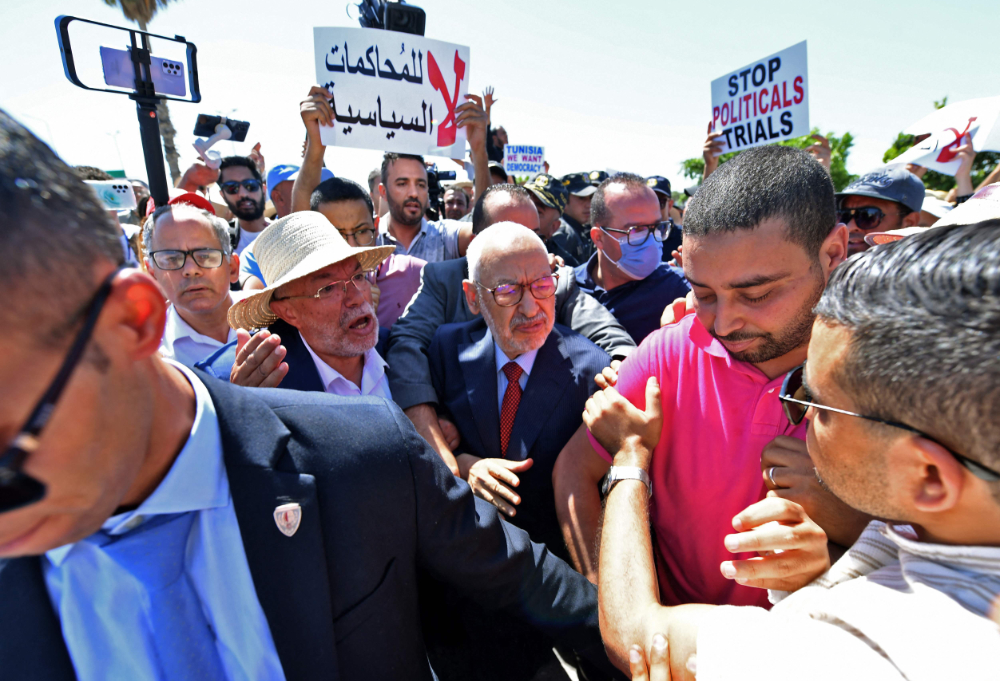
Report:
292,86,333,214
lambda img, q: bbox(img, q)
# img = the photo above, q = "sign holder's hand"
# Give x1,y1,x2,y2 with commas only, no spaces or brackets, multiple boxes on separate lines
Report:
804,134,831,172
230,329,289,388
583,378,662,469
467,458,534,517
249,142,265,178
954,134,977,196
720,495,830,592
703,122,726,178
300,85,335,148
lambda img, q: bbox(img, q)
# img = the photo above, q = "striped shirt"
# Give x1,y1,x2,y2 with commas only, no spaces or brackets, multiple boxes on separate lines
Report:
696,521,1000,680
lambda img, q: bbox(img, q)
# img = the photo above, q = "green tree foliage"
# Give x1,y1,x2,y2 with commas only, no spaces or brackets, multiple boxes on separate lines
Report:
680,128,858,191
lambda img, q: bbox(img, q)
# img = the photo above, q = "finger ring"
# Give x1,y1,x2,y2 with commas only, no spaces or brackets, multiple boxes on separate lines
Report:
767,466,778,487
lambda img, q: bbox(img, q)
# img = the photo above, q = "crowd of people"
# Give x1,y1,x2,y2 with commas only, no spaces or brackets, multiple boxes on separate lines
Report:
0,72,998,681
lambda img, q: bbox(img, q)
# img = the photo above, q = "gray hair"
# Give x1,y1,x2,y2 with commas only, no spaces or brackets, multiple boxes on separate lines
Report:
466,221,546,284
590,172,653,227
815,220,1000,486
142,203,232,257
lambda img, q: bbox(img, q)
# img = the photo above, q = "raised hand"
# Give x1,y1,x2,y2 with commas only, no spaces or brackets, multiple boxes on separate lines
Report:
804,134,831,172
583,377,662,469
249,142,265,177
229,329,289,388
300,85,335,147
483,85,497,125
467,457,534,517
703,122,726,178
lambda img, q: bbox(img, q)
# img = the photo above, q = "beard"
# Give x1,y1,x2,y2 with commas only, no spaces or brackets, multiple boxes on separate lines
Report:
710,271,825,365
318,301,379,357
227,194,265,221
387,193,425,228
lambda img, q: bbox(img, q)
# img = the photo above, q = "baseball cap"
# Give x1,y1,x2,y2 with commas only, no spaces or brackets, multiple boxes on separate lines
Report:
524,173,568,213
266,164,335,194
684,185,699,199
561,172,597,197
646,176,672,196
589,170,609,186
932,182,1000,229
168,191,217,215
836,164,924,214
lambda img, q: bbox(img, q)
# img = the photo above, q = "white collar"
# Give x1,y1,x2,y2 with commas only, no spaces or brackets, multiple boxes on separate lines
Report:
300,331,389,396
162,296,235,348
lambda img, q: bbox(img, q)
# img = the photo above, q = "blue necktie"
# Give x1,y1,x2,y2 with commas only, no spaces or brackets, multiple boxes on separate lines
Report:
88,513,227,681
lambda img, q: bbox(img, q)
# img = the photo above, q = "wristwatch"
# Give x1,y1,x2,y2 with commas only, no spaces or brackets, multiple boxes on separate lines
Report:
600,466,652,498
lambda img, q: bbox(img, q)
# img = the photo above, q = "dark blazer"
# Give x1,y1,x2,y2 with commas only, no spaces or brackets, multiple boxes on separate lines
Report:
423,319,610,680
386,256,633,411
196,318,389,393
0,373,605,681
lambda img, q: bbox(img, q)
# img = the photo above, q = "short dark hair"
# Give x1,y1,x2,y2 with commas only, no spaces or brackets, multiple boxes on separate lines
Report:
0,110,124,344
311,177,374,214
590,172,651,227
381,152,426,187
683,145,836,256
218,155,263,185
367,168,381,193
815,221,1000,483
74,165,113,181
444,186,468,206
488,165,508,184
471,183,533,235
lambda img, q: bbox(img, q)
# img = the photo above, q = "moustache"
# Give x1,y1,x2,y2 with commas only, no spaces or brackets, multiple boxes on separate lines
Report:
510,311,547,332
340,301,376,328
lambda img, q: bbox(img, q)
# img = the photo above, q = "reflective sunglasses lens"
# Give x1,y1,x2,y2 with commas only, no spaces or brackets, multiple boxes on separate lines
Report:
242,180,262,193
855,208,882,231
221,182,241,195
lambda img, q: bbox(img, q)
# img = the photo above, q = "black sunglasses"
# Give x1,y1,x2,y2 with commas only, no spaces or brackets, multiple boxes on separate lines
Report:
780,363,1000,482
220,179,262,196
0,268,122,513
836,206,907,232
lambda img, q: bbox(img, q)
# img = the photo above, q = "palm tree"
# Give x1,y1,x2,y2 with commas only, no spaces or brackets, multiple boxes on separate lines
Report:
103,0,182,184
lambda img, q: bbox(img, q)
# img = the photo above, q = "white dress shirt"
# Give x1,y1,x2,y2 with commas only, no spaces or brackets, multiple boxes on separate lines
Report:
158,300,237,368
44,361,286,681
493,332,538,415
300,332,393,400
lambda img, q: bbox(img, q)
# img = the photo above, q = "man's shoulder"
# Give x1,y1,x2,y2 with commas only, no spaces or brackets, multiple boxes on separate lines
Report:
434,316,487,347
550,323,610,371
424,256,467,280
644,263,689,290
627,314,712,371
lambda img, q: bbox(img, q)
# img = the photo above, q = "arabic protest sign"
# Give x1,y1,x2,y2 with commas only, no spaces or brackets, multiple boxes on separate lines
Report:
313,27,470,158
710,41,808,153
892,96,1000,175
503,145,545,176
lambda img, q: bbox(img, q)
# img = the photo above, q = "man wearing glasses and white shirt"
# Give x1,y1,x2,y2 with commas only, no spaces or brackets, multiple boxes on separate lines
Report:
574,173,690,345
145,203,240,368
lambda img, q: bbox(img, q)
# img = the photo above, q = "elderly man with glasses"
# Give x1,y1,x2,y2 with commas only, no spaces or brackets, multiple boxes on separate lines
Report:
574,173,690,345
145,203,240,368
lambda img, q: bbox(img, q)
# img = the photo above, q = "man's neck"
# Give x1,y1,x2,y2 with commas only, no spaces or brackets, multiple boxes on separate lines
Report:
318,350,365,390
236,216,269,234
176,295,233,344
751,345,808,382
387,216,422,249
592,251,633,292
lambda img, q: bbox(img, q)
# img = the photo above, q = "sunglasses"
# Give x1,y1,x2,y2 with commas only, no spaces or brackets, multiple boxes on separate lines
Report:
836,206,907,232
0,268,122,513
220,179,262,196
779,363,1000,482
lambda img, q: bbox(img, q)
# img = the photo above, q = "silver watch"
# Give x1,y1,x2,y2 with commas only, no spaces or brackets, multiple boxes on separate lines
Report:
601,466,652,498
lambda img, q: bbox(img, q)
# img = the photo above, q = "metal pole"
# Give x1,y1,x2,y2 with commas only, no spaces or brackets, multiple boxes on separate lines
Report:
128,29,170,207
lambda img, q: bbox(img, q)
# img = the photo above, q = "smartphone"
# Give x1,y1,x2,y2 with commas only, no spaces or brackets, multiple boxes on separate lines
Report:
85,180,137,212
193,114,250,142
100,46,186,97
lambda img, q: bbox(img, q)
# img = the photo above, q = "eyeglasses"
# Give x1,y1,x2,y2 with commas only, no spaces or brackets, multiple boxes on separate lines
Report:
656,194,670,209
149,248,225,270
779,363,1000,482
274,270,375,302
338,228,376,247
836,206,907,232
475,274,559,307
220,179,262,195
599,221,672,247
0,267,122,513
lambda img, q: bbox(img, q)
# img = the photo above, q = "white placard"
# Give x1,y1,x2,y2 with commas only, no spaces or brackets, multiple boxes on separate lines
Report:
710,41,809,153
503,144,545,176
313,27,470,158
893,96,1000,175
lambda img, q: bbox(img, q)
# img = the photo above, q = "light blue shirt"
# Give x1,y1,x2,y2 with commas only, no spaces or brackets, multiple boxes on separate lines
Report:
43,362,287,681
492,331,538,417
377,217,463,263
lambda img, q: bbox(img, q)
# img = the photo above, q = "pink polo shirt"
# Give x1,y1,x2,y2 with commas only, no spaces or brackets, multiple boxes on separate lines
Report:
590,314,807,608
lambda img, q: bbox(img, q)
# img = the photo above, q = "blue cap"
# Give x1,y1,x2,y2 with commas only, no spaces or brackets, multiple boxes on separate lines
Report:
837,164,924,214
266,164,335,195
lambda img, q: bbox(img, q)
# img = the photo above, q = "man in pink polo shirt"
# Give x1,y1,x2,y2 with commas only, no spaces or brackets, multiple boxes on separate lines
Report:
554,145,870,607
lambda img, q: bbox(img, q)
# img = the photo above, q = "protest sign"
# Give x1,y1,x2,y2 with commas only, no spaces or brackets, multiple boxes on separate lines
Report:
313,27,470,158
710,41,808,153
892,96,1000,175
503,144,545,176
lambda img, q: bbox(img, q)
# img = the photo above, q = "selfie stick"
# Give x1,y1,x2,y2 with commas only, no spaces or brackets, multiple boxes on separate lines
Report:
192,118,232,170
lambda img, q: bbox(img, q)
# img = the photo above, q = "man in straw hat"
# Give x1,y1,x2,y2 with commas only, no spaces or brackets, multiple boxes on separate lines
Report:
199,212,397,398
0,109,610,681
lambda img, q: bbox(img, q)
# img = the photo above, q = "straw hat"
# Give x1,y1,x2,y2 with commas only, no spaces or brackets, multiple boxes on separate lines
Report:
228,212,394,330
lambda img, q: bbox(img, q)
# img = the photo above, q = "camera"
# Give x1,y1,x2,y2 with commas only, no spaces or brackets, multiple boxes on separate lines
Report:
357,0,426,36
425,164,456,220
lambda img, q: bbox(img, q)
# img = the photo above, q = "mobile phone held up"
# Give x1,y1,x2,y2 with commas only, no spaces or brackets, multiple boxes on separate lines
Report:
100,46,186,98
85,180,137,212
193,115,250,143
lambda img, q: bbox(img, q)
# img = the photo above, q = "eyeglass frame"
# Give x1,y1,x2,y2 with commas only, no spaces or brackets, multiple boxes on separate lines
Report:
220,179,263,195
0,267,124,513
836,206,908,232
598,220,672,247
272,269,376,302
148,248,227,271
474,273,560,307
338,227,377,247
779,363,1000,482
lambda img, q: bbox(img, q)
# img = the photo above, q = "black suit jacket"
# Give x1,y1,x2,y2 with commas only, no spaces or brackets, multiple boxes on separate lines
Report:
0,373,604,680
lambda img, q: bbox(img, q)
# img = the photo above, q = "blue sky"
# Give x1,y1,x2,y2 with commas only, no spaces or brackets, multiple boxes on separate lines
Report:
3,0,997,193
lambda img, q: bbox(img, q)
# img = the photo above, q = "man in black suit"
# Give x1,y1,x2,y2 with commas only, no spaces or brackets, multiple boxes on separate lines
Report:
0,111,608,680
422,221,612,681
387,183,635,474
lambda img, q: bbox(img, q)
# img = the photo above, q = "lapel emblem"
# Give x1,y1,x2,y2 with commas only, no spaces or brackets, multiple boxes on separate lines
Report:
273,502,302,537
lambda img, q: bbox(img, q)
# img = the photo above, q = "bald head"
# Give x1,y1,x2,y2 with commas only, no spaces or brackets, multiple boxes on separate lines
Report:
467,222,547,282
471,183,539,235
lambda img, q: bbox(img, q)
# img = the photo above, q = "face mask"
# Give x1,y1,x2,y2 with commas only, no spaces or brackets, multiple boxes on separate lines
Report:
604,232,662,280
